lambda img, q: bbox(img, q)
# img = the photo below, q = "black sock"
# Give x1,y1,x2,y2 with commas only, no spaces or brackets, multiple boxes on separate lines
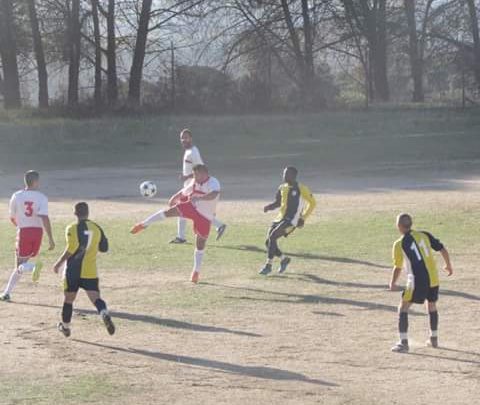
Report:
62,303,73,324
94,298,107,314
429,311,439,335
399,312,408,345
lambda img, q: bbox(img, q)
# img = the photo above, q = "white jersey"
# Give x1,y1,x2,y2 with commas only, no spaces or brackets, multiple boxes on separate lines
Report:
182,146,204,178
9,189,49,229
182,176,220,221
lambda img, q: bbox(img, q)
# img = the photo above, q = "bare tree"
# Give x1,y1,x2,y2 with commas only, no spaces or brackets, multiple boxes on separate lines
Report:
466,0,480,89
91,0,102,107
0,0,21,108
67,0,81,107
27,0,49,108
128,0,153,105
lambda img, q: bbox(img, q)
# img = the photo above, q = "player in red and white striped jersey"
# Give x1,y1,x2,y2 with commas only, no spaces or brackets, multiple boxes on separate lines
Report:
131,164,220,284
1,171,55,301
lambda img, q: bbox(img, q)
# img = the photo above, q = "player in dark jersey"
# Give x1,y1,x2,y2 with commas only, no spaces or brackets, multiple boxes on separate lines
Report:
259,166,316,275
52,202,115,337
390,213,453,353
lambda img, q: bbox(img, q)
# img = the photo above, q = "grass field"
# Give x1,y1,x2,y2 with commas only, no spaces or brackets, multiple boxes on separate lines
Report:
0,109,480,404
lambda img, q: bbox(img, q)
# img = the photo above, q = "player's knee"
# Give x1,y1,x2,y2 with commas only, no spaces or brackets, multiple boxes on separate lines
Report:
427,301,437,312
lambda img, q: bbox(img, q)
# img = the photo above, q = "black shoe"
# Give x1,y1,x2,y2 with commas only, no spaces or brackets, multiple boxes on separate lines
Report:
427,336,438,348
57,322,71,338
102,313,116,335
0,293,11,302
169,237,187,244
216,224,227,241
259,264,272,275
278,257,291,274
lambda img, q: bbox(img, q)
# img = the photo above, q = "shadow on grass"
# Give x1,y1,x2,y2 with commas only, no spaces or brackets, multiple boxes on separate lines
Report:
74,340,338,387
13,301,261,337
203,282,418,315
406,351,480,365
293,274,480,302
212,244,389,269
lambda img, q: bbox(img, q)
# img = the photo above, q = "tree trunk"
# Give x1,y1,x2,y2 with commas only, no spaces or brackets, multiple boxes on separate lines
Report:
404,0,424,102
466,0,480,89
106,0,118,106
91,0,102,108
301,0,320,107
67,0,81,107
27,0,49,108
373,0,389,101
0,0,21,109
128,0,152,105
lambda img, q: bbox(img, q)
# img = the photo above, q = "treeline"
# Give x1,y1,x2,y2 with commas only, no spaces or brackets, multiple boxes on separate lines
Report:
0,0,479,113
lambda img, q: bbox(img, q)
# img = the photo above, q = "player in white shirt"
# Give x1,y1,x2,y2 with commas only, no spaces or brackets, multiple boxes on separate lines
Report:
170,129,227,244
1,171,55,301
131,164,220,284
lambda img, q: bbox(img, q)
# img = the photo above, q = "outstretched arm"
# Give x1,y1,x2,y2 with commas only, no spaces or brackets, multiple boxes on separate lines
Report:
440,248,453,276
264,189,281,213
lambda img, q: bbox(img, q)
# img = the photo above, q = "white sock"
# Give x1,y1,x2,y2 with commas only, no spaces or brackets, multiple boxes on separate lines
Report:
266,258,273,265
19,262,35,273
143,210,166,227
178,217,187,240
212,217,224,230
280,254,286,261
4,268,22,295
193,249,205,273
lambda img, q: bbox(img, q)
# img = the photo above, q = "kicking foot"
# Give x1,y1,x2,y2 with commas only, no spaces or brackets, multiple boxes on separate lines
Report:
278,257,291,274
391,342,409,353
169,237,187,244
102,313,116,335
0,293,11,302
32,261,43,283
426,336,438,348
57,322,71,338
259,264,272,275
130,223,146,234
216,224,227,241
190,271,200,284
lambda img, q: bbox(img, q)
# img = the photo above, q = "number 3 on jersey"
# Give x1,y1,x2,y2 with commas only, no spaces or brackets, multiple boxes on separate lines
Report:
24,201,34,217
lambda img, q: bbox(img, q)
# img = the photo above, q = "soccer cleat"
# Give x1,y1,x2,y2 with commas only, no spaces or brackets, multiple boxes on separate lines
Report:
57,322,71,338
32,261,43,283
0,293,11,302
391,342,409,353
130,223,146,234
190,271,200,284
169,237,187,244
216,224,227,241
426,336,439,348
278,257,291,274
102,313,116,335
259,264,272,275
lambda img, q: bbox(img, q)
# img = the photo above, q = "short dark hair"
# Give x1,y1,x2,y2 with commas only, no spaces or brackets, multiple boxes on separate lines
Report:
285,166,298,177
193,164,208,173
397,213,413,229
74,202,89,218
24,170,40,187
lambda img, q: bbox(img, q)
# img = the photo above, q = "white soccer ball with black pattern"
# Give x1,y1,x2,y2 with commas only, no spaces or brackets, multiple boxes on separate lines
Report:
139,181,157,198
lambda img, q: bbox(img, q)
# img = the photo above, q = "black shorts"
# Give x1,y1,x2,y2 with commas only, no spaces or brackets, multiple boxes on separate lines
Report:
403,285,439,304
268,220,296,239
64,276,99,293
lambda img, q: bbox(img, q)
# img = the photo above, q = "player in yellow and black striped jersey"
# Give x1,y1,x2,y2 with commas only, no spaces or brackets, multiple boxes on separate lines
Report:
259,166,316,275
52,202,115,337
389,213,453,353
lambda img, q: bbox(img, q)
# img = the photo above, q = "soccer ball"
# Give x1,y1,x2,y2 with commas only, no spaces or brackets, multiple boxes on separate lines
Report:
139,181,157,198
